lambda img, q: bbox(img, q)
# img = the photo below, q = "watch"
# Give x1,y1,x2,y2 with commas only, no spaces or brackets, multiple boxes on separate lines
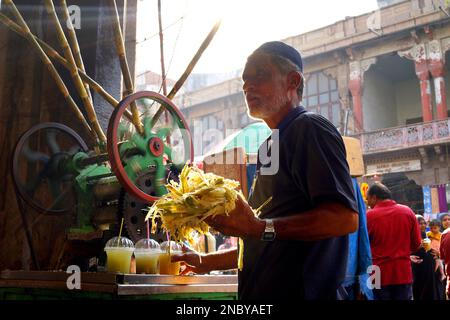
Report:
261,219,276,241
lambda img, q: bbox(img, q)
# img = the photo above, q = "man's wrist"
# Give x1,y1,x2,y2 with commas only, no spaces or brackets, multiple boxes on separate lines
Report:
202,248,238,271
252,218,267,239
199,252,215,272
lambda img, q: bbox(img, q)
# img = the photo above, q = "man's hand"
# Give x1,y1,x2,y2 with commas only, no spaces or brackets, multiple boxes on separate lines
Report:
171,244,238,274
410,255,423,264
205,195,358,241
205,194,265,239
171,244,211,275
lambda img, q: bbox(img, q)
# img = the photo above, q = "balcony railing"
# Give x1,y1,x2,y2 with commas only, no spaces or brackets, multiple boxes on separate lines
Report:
355,119,450,154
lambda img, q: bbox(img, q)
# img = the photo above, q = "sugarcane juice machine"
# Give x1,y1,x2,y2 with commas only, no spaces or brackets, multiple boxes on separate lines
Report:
12,92,194,269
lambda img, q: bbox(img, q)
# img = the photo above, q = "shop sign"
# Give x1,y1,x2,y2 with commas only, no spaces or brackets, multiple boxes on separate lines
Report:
366,159,421,175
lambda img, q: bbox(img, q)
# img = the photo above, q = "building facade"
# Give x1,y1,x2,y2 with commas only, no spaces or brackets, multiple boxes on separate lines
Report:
177,0,450,214
135,70,176,93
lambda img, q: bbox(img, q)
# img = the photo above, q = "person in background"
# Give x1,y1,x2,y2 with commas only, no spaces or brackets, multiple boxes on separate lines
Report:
440,213,450,232
218,237,235,251
416,215,427,239
427,220,443,252
411,215,445,300
366,183,421,300
427,220,446,282
440,227,450,299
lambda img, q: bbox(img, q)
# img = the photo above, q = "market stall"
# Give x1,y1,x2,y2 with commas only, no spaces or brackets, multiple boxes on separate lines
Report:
0,271,237,300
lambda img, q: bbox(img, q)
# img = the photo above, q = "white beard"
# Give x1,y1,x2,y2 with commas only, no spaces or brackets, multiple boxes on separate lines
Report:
248,92,289,120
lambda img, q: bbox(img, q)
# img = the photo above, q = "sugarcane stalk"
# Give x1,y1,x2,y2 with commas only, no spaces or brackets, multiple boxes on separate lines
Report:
3,0,95,141
0,12,135,123
157,0,171,144
43,0,106,144
59,0,92,103
157,0,167,96
151,20,222,127
107,0,143,135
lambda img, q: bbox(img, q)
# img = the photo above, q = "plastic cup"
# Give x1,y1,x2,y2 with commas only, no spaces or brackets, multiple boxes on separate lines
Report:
159,241,182,275
422,238,431,252
135,239,162,274
105,236,135,273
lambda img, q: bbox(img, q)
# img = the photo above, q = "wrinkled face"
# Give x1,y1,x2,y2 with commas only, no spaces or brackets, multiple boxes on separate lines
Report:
430,225,440,234
419,220,427,232
242,53,290,120
442,215,450,230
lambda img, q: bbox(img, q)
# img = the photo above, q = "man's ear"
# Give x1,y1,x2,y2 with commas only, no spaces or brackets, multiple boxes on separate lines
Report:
287,71,302,90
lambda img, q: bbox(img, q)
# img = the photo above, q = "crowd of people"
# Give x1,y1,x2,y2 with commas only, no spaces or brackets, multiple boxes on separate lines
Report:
411,213,450,300
366,183,450,300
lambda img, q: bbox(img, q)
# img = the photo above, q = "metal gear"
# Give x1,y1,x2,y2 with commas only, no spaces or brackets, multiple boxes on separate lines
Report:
12,122,88,214
119,168,165,243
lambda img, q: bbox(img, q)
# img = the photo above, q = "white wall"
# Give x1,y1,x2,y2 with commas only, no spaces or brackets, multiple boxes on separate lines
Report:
395,78,422,125
363,70,398,131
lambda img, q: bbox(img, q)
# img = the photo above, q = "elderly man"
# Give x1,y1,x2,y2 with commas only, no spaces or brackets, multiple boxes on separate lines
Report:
173,41,359,300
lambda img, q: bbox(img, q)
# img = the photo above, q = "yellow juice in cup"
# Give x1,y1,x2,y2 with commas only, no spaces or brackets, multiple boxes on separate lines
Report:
422,238,431,252
159,252,181,275
105,247,134,273
135,251,161,274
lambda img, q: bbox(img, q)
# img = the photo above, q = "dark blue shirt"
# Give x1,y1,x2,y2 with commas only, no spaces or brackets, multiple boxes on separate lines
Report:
239,107,358,300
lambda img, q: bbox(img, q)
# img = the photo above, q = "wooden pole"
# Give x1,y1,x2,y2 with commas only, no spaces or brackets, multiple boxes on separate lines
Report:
107,0,143,135
43,0,106,144
3,0,95,141
0,12,134,123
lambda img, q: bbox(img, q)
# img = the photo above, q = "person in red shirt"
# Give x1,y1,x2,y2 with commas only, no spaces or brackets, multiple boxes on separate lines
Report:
440,228,450,299
366,183,422,300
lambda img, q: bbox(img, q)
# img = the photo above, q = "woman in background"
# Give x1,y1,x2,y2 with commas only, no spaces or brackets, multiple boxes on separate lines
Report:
411,215,445,300
417,215,427,238
440,213,450,232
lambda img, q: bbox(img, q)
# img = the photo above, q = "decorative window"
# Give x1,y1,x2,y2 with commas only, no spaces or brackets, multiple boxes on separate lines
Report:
303,72,341,128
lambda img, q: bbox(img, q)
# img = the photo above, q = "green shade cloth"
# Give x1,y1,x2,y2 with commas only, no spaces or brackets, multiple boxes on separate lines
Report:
224,122,272,154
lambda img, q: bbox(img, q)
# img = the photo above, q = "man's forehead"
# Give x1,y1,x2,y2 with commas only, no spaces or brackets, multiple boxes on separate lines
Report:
245,52,272,66
242,53,273,74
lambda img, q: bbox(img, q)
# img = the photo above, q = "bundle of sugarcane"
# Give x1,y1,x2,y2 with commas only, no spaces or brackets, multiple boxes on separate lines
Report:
145,164,241,244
